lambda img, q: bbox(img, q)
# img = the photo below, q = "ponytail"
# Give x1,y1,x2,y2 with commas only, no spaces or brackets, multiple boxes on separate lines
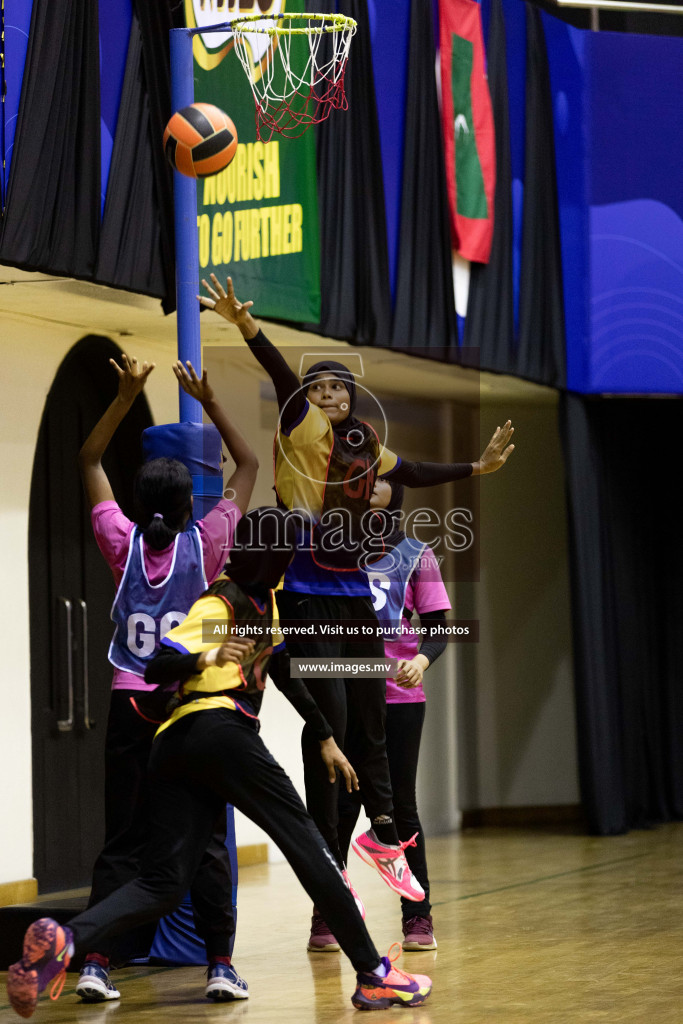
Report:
142,513,181,551
133,458,193,551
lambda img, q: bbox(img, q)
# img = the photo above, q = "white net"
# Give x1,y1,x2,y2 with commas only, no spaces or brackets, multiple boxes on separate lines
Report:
230,13,357,140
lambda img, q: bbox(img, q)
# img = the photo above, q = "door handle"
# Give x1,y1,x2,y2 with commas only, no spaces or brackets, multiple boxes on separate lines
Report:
57,597,74,732
78,599,95,730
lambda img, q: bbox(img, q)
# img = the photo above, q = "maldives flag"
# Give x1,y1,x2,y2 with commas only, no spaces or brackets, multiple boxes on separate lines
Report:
439,0,496,263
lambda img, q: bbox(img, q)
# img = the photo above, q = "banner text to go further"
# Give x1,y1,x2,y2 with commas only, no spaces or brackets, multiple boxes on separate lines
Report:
197,140,304,266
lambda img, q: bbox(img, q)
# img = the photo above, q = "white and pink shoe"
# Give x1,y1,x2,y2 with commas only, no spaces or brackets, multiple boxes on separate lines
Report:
351,830,425,902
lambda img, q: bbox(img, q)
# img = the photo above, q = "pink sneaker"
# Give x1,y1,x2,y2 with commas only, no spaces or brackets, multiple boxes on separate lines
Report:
352,830,425,902
342,869,366,919
402,915,437,951
307,912,340,952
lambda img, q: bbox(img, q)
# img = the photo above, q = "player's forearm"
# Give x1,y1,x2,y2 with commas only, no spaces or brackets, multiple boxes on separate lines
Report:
145,645,201,687
417,610,448,665
269,651,333,740
202,396,259,471
385,459,473,487
78,395,134,466
241,329,306,427
234,310,260,340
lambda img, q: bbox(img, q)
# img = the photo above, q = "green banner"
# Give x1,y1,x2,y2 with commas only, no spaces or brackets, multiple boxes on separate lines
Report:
451,34,488,221
185,1,321,322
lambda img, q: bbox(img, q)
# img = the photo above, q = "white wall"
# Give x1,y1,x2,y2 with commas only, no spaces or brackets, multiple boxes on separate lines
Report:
456,399,579,810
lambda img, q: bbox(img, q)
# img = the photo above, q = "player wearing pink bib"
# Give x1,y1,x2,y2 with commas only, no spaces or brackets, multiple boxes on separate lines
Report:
338,479,450,951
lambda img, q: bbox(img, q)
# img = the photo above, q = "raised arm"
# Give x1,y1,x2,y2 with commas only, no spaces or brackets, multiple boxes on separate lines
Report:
385,421,515,487
173,360,259,516
78,354,155,509
198,275,306,430
387,460,473,487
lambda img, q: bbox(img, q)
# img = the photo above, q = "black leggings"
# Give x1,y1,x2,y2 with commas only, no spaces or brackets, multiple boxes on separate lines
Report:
68,709,380,973
277,590,397,867
338,701,431,919
86,690,234,961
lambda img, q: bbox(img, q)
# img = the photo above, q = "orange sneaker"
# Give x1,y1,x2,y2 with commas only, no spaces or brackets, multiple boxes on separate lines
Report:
351,943,432,1010
7,917,73,1019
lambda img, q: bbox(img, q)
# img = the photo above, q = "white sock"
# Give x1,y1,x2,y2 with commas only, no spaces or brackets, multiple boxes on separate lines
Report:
371,960,388,978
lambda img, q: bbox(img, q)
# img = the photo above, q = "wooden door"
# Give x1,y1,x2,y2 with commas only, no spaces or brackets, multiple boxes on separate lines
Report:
29,335,153,891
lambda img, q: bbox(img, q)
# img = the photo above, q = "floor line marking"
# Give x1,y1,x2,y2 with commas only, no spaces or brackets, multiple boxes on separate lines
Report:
432,851,653,904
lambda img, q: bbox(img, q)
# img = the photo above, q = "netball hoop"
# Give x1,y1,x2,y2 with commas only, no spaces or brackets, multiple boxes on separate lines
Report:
230,12,357,141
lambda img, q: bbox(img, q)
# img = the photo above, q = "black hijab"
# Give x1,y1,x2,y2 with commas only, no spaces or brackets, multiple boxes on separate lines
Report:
370,478,405,554
225,507,298,601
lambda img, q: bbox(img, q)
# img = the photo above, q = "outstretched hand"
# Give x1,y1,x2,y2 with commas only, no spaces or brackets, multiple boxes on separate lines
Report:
110,354,155,404
473,421,515,475
173,359,215,406
198,274,254,329
320,737,359,793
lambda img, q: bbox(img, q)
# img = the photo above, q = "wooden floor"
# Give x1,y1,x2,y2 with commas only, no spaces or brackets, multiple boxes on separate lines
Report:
2,823,683,1023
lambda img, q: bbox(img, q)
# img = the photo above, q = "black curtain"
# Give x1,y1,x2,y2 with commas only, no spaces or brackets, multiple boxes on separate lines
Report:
0,0,100,277
516,4,566,387
560,394,683,834
466,0,566,387
95,13,166,301
462,0,514,370
390,0,459,360
128,0,180,314
312,0,392,345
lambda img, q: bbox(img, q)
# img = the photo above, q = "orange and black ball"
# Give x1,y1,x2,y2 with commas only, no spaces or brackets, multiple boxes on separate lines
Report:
163,103,238,178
